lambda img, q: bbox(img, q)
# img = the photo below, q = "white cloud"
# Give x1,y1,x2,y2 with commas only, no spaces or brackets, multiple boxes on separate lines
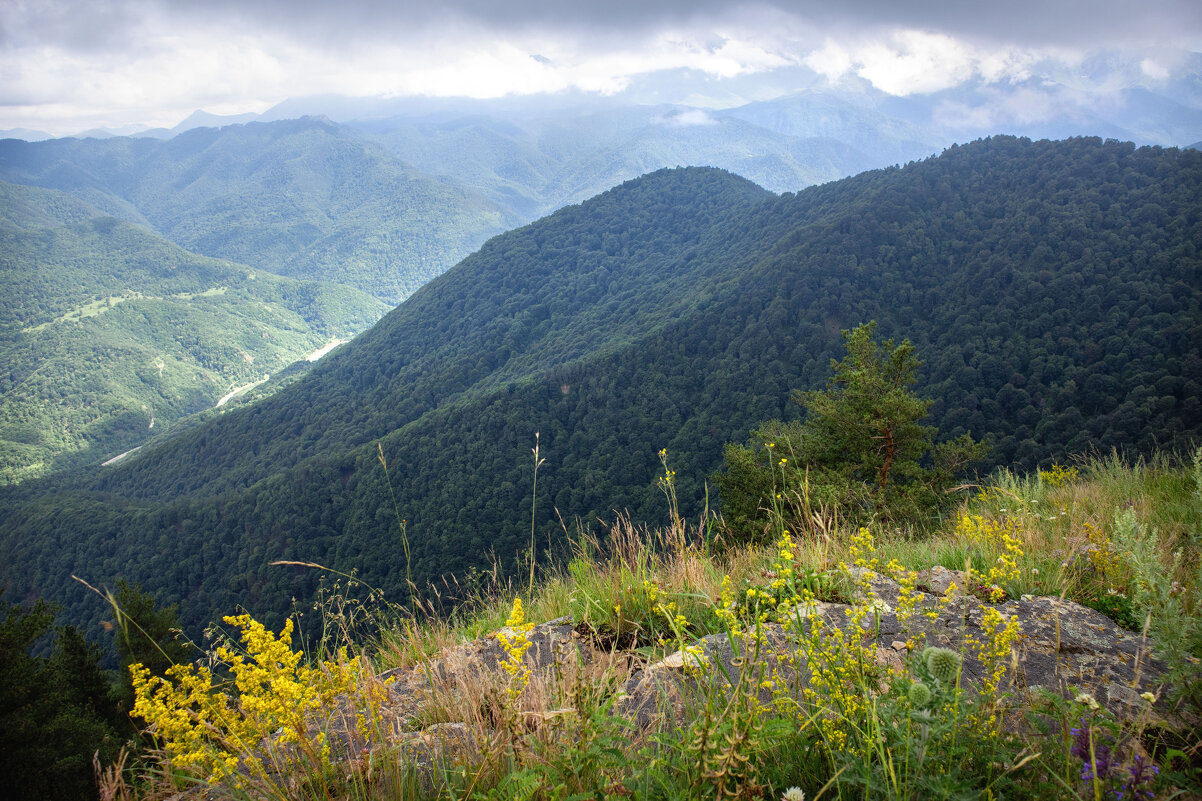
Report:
855,31,982,95
0,1,1199,134
1140,58,1170,80
804,40,854,81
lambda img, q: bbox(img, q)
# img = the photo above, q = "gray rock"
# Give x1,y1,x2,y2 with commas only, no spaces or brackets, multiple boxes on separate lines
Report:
617,572,1170,729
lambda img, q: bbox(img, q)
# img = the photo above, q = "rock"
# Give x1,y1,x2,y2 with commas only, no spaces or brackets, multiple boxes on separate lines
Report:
309,579,1176,788
618,626,802,728
618,572,1169,729
916,565,964,596
376,616,585,729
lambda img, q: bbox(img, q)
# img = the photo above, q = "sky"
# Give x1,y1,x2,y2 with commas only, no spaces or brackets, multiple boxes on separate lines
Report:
2,0,1201,136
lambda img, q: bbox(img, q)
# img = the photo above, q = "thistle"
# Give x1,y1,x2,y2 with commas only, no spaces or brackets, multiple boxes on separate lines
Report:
924,647,962,686
907,681,932,708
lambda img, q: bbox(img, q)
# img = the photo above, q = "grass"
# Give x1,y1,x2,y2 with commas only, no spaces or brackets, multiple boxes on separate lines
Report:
105,450,1202,800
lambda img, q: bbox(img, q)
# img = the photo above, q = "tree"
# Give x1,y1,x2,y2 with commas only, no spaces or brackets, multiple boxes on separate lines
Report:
714,323,987,542
0,593,125,801
110,580,193,714
792,322,932,496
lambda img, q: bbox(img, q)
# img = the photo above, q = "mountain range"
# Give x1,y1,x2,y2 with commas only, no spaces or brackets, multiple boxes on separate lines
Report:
1,135,1197,636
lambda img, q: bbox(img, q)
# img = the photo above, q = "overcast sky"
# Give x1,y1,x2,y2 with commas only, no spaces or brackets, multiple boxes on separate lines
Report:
2,0,1200,135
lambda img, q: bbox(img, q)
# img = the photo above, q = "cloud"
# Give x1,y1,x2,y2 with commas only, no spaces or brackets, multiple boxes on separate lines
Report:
655,108,718,126
856,31,980,95
1141,58,1171,80
9,1,1197,52
1,0,1199,134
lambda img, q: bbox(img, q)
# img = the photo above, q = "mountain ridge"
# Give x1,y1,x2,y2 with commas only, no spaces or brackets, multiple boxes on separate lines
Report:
0,118,519,304
0,179,390,482
1,137,1198,637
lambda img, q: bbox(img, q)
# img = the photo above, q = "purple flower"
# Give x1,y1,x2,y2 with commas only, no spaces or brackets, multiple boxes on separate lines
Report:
1070,719,1114,782
1116,755,1158,801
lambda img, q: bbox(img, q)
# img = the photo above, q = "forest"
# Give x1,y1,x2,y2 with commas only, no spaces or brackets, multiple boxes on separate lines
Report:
0,135,1198,639
0,179,389,482
0,118,517,304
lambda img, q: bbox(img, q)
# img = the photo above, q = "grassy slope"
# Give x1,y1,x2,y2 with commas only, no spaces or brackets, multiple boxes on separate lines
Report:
0,181,390,482
116,453,1202,800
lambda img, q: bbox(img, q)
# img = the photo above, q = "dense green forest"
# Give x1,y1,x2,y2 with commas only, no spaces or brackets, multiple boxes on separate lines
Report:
0,118,518,303
0,180,389,482
0,136,1198,638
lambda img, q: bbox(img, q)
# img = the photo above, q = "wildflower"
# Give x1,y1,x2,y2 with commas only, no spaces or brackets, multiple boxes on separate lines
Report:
924,647,962,686
681,644,709,677
497,598,534,698
782,788,806,801
867,598,893,615
1140,691,1156,703
908,681,932,708
1070,719,1113,782
1120,754,1159,801
1075,692,1100,710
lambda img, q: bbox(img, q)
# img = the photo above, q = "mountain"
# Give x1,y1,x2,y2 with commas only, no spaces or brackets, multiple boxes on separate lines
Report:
0,128,53,142
717,89,939,166
0,118,520,304
1,137,1198,636
353,104,897,219
0,180,390,482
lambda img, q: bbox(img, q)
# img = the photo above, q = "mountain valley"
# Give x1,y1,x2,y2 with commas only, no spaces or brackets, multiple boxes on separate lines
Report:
0,136,1197,638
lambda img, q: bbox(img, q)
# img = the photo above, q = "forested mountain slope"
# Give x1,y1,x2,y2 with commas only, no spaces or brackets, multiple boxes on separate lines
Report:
0,180,389,482
0,118,518,303
1,137,1198,635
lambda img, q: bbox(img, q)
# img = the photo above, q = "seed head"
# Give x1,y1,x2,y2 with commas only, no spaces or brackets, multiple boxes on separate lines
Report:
908,681,932,708
924,647,962,685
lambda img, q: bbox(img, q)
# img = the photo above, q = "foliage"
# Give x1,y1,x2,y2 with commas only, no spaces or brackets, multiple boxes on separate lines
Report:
98,454,1202,800
2,137,1201,639
0,181,389,483
0,118,519,304
714,323,988,542
130,613,370,789
110,580,195,711
0,593,126,801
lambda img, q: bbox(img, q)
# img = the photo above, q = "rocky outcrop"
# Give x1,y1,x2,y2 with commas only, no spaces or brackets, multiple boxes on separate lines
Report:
314,574,1173,789
618,567,1168,728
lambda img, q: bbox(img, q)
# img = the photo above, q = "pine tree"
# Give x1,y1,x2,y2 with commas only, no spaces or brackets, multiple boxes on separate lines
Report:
715,322,987,541
793,322,933,497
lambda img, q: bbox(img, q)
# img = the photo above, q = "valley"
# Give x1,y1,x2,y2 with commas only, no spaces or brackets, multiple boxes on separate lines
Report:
0,136,1196,643
4,5,1202,796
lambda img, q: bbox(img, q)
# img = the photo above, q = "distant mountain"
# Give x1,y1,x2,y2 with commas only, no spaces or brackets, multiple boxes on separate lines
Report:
0,128,54,142
0,180,389,482
0,118,520,303
353,104,889,218
717,89,939,166
1,136,1197,636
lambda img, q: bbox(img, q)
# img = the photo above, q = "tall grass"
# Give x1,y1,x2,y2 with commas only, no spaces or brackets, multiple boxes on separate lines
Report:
107,451,1202,800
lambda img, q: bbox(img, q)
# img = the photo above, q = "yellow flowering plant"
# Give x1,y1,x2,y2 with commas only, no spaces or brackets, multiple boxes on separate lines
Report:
955,512,1023,602
130,613,363,786
497,597,534,700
